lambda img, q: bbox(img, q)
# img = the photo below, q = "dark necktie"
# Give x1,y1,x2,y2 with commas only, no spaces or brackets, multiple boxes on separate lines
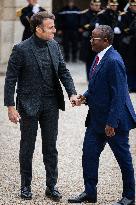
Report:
90,55,99,79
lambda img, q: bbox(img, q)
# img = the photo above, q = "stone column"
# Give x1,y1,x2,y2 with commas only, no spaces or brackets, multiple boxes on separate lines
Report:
0,0,15,68
0,0,52,73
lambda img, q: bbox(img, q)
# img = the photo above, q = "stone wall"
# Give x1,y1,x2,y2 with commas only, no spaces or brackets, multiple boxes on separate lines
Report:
0,0,52,72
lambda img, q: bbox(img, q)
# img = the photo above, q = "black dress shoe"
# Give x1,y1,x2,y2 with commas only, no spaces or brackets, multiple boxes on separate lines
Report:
21,186,32,200
68,192,97,203
45,186,62,202
112,197,135,205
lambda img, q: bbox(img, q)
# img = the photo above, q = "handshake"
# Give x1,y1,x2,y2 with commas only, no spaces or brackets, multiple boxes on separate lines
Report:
70,94,86,107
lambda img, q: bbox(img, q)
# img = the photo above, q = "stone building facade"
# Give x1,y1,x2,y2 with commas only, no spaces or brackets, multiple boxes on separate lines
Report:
0,0,52,72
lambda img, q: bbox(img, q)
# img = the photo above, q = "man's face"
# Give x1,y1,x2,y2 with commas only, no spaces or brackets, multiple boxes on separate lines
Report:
27,0,38,5
110,5,118,11
130,5,136,12
91,29,109,52
90,3,101,12
68,1,75,7
36,18,56,41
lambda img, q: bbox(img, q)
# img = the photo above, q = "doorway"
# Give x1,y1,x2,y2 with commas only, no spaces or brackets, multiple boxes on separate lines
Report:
52,0,90,13
52,0,128,13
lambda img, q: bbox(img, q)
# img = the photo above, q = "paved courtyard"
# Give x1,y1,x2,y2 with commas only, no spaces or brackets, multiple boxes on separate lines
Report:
0,62,136,205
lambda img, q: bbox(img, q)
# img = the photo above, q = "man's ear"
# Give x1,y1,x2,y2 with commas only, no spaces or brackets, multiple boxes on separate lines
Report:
36,27,42,34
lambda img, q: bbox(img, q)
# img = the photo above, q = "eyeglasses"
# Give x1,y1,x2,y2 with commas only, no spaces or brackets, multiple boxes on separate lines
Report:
90,37,102,41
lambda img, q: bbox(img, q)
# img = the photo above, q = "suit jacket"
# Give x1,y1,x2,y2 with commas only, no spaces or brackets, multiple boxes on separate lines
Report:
84,46,136,132
4,36,77,116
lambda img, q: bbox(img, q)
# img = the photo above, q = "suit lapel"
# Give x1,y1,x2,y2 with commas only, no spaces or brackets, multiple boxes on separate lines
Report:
89,47,113,87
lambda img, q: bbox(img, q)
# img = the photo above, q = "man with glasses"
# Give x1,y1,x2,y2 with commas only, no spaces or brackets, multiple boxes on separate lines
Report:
4,11,78,201
68,25,136,205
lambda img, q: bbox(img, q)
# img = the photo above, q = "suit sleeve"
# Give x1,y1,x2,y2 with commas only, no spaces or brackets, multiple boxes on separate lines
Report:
106,59,127,128
57,44,77,97
83,90,89,105
4,45,23,106
20,8,33,27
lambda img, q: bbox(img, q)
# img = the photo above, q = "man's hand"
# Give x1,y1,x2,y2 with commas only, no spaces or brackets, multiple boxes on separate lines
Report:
8,106,21,124
105,125,115,137
77,94,86,104
70,94,86,107
70,95,80,107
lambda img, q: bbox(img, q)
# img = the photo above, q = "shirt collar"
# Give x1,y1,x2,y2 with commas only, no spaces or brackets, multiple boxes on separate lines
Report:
97,45,112,64
33,34,48,48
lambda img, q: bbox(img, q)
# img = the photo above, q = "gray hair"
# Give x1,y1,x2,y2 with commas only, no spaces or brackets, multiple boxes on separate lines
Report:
95,25,114,44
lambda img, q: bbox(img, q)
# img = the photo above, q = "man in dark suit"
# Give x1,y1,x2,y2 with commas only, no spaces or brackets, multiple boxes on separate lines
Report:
4,11,77,201
19,0,45,41
68,25,136,205
118,0,136,93
56,0,81,62
79,0,101,81
97,0,121,51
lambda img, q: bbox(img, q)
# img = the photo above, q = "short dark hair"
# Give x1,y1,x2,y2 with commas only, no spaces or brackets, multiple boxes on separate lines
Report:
96,25,114,44
30,11,55,33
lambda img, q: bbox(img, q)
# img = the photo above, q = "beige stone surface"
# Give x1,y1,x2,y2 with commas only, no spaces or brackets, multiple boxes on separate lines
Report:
13,21,24,44
15,0,28,7
2,7,16,20
0,21,14,64
3,0,15,7
0,0,4,19
15,0,52,10
1,21,14,42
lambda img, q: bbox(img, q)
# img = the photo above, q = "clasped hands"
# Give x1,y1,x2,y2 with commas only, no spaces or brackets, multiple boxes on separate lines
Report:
70,94,86,107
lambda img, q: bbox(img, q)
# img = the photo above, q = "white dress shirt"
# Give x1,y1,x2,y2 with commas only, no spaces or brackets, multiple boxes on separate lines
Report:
32,4,40,14
97,45,112,65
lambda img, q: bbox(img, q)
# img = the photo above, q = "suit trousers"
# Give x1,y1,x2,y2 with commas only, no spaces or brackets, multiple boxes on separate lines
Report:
82,125,135,200
19,96,59,188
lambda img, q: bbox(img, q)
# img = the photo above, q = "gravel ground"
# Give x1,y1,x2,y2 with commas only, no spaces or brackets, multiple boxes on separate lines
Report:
0,62,136,205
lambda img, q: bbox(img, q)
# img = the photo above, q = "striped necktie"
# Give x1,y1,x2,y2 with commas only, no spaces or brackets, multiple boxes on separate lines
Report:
90,55,99,79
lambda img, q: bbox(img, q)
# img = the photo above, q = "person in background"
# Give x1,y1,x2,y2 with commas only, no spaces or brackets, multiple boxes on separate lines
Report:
4,11,78,201
56,0,80,62
118,0,128,11
100,0,128,11
17,0,45,41
118,0,136,93
97,0,121,51
68,25,136,205
79,0,101,81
